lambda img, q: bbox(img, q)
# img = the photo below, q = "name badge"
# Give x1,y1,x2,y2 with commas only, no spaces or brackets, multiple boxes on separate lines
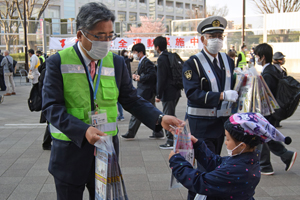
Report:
92,113,108,126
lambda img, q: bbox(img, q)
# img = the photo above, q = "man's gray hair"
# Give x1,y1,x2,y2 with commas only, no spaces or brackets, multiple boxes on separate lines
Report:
76,2,115,31
4,50,9,54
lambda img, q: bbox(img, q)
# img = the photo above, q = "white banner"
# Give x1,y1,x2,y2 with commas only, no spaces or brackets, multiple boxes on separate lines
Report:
49,36,203,50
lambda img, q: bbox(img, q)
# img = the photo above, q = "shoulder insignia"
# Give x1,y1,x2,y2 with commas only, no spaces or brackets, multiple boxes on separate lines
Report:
184,70,192,80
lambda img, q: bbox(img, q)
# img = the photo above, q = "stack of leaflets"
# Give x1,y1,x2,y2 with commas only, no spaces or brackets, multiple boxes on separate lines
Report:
231,67,279,116
170,120,195,189
94,136,128,200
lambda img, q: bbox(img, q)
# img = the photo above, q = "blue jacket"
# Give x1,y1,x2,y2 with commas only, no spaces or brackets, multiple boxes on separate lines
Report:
42,44,163,185
170,141,260,200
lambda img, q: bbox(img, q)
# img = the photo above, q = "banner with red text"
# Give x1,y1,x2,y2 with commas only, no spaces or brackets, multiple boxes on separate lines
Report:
49,36,203,50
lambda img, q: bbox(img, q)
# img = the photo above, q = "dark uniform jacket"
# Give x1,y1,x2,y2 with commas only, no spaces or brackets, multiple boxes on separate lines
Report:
170,141,260,200
42,44,163,185
156,51,181,102
182,50,234,139
261,64,283,97
136,57,157,100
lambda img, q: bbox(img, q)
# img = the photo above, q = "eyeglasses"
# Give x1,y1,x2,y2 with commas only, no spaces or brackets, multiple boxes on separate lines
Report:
81,30,117,41
205,34,225,40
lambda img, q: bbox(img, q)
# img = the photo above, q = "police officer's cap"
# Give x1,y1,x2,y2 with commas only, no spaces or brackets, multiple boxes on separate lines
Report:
197,16,227,34
273,52,285,60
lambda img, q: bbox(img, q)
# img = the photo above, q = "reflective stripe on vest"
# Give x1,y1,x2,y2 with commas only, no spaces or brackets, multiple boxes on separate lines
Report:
238,51,247,68
61,64,115,76
50,48,119,141
188,52,231,117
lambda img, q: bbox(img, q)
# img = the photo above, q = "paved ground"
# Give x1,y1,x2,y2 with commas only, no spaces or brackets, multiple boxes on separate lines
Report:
0,75,300,200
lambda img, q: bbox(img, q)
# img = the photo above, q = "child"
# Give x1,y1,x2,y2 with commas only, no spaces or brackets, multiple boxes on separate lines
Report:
169,113,292,200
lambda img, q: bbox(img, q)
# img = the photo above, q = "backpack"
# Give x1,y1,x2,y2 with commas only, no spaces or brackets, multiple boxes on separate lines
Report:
6,57,13,73
167,52,184,90
268,74,300,120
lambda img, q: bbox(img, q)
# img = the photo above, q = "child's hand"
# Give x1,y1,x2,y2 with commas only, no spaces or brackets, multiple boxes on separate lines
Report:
169,150,179,161
191,135,198,144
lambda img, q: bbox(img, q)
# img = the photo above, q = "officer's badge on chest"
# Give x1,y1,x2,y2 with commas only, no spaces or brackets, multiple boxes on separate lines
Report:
184,70,192,80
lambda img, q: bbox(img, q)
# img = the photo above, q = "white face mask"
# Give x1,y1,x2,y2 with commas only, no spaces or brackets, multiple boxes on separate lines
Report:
255,57,264,65
124,52,128,57
226,142,245,157
205,37,223,54
133,53,139,60
80,30,111,60
244,49,248,51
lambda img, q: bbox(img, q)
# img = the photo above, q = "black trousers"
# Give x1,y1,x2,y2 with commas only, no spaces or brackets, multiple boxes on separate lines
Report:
162,97,180,144
53,134,119,200
126,94,163,137
42,123,52,148
0,73,6,91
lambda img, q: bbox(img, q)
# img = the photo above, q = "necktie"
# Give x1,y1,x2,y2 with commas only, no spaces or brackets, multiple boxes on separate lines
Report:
90,61,95,79
213,58,222,80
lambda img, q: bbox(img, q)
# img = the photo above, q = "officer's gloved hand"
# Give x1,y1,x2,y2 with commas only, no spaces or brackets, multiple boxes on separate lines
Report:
224,90,238,102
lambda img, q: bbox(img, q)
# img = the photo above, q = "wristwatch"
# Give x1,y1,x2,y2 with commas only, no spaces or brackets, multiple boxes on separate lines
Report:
157,114,165,125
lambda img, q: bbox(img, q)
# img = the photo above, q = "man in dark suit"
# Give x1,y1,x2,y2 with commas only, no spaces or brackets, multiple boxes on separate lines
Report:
121,43,164,139
42,3,182,199
182,15,238,200
154,36,181,149
254,43,297,176
0,52,6,91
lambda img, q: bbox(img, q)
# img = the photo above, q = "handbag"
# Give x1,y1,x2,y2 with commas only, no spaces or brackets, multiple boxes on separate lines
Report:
27,71,34,79
28,83,42,112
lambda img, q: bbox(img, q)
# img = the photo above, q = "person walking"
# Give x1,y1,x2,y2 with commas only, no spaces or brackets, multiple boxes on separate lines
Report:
254,43,297,175
236,44,247,70
1,50,16,96
121,43,164,140
154,36,181,149
42,3,182,199
36,50,45,65
28,49,40,84
0,52,6,91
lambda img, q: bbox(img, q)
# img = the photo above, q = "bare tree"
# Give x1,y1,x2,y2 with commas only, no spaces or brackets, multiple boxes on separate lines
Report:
207,5,229,17
14,0,50,50
252,0,300,13
0,1,21,52
252,0,300,42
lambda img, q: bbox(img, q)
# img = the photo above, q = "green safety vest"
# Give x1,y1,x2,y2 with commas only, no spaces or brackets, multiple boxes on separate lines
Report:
39,55,45,63
50,47,119,141
238,51,247,69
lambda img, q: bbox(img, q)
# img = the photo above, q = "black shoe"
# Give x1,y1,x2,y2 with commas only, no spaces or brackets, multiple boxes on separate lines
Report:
43,146,51,150
149,135,165,139
260,166,274,175
121,134,135,140
159,142,173,150
285,152,297,171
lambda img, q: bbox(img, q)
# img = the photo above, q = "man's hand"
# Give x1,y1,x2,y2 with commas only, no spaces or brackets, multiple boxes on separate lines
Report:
169,150,179,161
85,126,107,145
161,115,184,132
135,75,140,81
155,98,161,103
132,74,136,80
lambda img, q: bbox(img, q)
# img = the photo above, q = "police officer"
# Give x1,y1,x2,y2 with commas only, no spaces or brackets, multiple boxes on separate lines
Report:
42,3,183,199
182,15,238,200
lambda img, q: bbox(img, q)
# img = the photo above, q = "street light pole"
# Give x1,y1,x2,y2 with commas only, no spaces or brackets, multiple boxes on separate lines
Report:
24,0,29,82
242,0,245,45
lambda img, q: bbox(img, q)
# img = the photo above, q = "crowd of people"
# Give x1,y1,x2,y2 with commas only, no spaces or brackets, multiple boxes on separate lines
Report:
0,2,298,199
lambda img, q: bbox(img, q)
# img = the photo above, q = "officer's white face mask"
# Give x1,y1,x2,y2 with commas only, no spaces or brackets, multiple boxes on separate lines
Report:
80,30,111,60
226,142,245,157
204,37,223,54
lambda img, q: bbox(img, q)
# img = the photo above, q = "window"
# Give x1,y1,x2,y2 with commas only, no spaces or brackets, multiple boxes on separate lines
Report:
118,12,126,21
129,13,137,21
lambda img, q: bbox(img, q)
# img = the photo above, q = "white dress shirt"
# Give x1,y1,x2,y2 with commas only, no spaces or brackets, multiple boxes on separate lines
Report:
203,48,221,69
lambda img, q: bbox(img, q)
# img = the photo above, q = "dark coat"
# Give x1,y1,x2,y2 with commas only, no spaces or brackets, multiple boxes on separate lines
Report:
42,44,163,185
124,56,133,78
136,57,157,100
156,51,181,102
170,141,260,200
